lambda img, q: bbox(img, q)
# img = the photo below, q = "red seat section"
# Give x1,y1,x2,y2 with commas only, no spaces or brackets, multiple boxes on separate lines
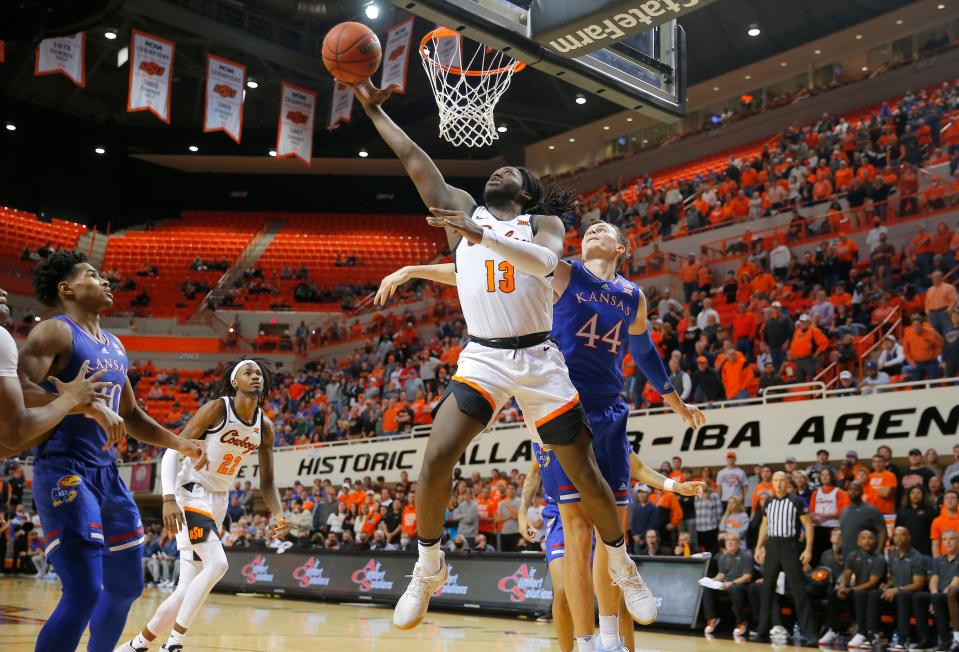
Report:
0,207,87,258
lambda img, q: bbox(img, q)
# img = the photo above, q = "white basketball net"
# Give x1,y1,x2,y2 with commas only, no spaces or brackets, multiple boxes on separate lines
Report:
420,29,525,148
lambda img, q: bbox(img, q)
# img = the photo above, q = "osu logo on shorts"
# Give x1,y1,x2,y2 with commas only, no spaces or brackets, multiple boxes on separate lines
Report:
51,475,81,507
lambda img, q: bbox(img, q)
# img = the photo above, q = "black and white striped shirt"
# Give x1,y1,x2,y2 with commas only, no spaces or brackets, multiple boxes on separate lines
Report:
765,494,806,539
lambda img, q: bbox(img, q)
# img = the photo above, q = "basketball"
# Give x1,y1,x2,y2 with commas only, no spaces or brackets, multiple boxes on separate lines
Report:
322,22,382,84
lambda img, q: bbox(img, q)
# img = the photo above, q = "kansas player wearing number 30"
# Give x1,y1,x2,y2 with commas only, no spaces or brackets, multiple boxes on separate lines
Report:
116,359,288,652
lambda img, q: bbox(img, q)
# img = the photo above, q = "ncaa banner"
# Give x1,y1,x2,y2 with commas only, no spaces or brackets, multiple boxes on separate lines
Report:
277,82,316,165
213,385,959,488
204,54,246,143
34,32,86,87
128,30,175,124
379,16,414,93
327,81,353,130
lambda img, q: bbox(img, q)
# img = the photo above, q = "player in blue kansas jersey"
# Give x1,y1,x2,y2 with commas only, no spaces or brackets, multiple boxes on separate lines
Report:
16,251,203,652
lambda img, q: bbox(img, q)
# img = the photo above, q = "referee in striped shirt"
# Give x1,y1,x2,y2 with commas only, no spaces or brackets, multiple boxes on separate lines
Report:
754,471,818,643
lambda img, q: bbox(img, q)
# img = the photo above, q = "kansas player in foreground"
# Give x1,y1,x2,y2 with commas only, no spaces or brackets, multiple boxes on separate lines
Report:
117,359,288,652
355,79,653,645
380,221,705,651
16,252,202,652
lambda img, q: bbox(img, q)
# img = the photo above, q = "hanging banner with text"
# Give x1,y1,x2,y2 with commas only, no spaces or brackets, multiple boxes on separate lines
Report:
34,32,86,87
204,54,246,143
327,81,354,130
379,16,414,93
128,30,175,123
277,82,316,165
179,386,959,489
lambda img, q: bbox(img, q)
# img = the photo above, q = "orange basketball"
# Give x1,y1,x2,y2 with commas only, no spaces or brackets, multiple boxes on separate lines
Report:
322,22,382,84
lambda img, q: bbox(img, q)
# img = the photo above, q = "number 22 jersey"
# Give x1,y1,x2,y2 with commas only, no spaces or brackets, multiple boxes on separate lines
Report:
550,259,641,399
178,396,261,493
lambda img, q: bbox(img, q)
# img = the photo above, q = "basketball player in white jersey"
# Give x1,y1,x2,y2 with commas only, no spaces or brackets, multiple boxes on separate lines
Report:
352,80,658,646
115,360,288,652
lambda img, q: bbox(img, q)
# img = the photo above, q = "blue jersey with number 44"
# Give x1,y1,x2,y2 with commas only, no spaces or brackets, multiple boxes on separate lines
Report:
551,260,641,399
35,315,128,467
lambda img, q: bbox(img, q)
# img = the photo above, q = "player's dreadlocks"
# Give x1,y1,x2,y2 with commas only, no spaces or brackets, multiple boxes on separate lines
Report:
210,358,275,405
517,166,574,218
31,250,87,307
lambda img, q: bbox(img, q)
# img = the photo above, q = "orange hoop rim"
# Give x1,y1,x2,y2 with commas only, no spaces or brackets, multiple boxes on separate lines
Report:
419,27,526,77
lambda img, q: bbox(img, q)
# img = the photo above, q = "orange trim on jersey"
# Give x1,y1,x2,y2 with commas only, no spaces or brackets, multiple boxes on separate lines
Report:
451,375,496,412
184,506,215,520
535,394,581,428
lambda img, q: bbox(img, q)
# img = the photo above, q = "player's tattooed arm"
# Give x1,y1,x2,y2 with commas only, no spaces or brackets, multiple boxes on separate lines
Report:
629,452,705,498
258,417,289,538
351,79,474,250
518,459,541,542
117,377,202,459
374,263,456,306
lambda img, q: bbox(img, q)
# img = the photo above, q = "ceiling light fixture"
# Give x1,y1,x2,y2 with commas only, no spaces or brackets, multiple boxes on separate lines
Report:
896,19,904,24
855,34,863,40
94,147,106,155
548,145,555,150
246,79,259,89
496,124,508,133
4,122,15,132
712,86,719,91
780,61,787,67
937,3,945,9
104,29,118,40
626,117,633,122
364,2,380,19
744,74,752,80
861,66,869,72
188,145,198,152
747,24,760,37
603,125,610,130
358,149,369,157
814,49,822,55
268,149,277,157
575,94,586,105
569,137,576,142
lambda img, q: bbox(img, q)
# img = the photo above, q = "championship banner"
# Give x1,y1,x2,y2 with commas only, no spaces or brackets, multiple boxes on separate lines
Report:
434,27,463,71
277,82,317,165
204,54,246,143
327,81,354,130
379,16,414,93
34,32,86,87
127,30,175,124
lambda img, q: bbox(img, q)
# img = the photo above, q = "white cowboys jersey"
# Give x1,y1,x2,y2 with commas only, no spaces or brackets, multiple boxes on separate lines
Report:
455,206,553,339
178,396,261,493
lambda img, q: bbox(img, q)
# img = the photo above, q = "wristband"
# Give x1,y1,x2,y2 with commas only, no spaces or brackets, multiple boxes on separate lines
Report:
664,478,677,492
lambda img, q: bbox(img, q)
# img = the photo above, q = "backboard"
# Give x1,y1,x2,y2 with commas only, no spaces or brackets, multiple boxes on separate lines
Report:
389,0,712,122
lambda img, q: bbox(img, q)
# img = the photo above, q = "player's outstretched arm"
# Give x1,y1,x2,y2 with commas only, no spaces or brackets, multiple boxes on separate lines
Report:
518,459,541,543
118,377,203,459
426,209,562,277
629,452,704,497
160,399,223,532
352,80,474,218
374,263,456,306
258,417,288,538
628,291,705,431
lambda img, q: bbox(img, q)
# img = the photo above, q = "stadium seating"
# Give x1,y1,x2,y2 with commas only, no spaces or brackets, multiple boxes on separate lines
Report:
0,206,87,259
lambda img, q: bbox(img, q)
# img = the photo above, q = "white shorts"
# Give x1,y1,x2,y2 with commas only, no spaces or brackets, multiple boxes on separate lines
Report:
441,340,589,444
174,482,228,552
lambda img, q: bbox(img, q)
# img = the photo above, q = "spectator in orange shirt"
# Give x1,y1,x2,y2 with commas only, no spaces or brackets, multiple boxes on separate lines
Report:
751,465,774,512
729,190,750,220
732,302,758,359
834,160,853,191
669,456,685,482
833,233,859,280
925,270,958,335
681,254,701,302
899,164,920,215
812,173,833,202
912,224,935,275
829,282,853,311
902,314,944,380
737,257,759,282
865,454,898,515
750,270,776,296
650,488,683,544
697,263,713,295
931,490,959,557
716,347,753,400
401,501,417,539
788,314,830,382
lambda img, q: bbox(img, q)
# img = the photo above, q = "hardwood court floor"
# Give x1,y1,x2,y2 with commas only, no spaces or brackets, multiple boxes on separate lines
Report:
1,577,776,651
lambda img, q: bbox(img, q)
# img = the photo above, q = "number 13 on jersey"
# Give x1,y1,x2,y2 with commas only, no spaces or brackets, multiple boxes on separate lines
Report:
484,260,515,293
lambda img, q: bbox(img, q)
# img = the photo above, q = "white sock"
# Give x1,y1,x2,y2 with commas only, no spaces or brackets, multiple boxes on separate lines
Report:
165,628,185,647
576,634,596,652
417,540,441,574
604,541,630,574
132,633,150,649
598,614,619,649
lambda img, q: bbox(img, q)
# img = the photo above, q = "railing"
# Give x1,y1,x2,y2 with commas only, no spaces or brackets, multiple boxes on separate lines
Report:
856,307,904,380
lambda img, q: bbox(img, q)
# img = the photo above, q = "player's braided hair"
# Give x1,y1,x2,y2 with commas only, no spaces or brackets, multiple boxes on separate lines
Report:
517,167,574,217
31,250,87,307
210,358,274,405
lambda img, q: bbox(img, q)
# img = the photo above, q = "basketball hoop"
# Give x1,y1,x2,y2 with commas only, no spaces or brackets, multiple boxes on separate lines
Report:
419,27,525,148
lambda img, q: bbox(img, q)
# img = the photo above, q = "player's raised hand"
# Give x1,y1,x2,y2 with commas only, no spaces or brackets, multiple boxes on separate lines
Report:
163,498,185,533
427,207,484,244
271,516,290,539
674,480,706,498
677,402,706,431
350,78,401,109
48,360,111,408
374,267,412,306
